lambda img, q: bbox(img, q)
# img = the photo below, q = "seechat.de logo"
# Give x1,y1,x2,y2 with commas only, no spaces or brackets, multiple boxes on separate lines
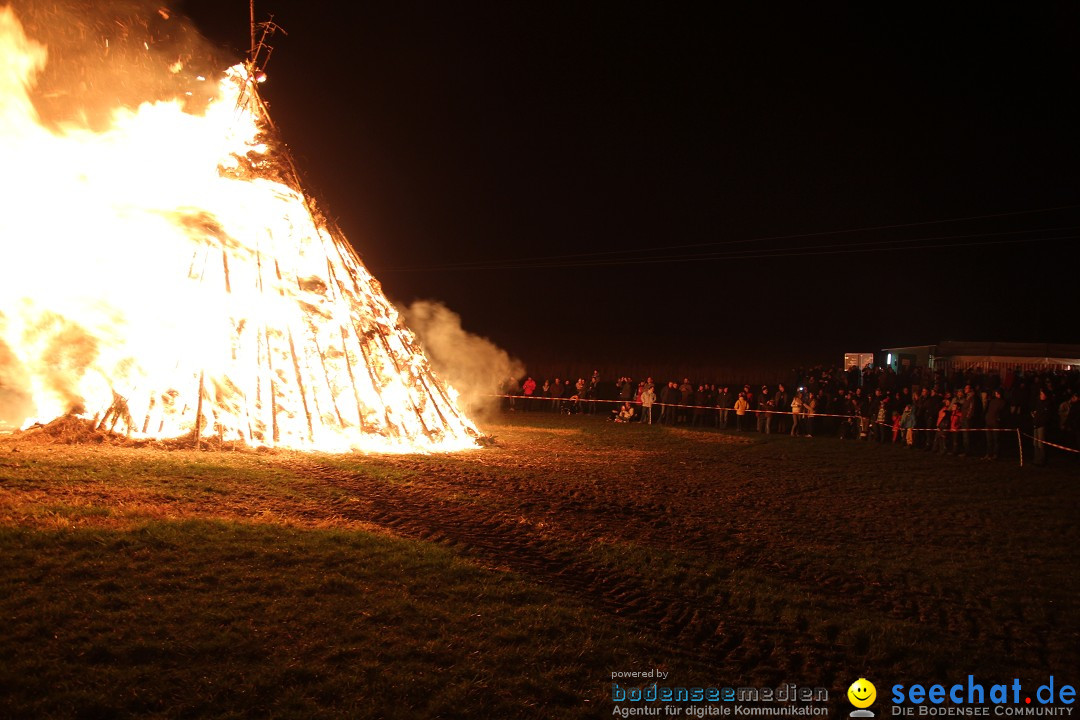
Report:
849,678,878,718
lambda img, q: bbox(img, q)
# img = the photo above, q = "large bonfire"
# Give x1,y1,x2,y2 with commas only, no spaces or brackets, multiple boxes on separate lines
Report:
0,6,481,452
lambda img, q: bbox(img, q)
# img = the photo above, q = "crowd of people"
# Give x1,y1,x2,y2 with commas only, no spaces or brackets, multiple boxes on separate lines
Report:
504,364,1080,466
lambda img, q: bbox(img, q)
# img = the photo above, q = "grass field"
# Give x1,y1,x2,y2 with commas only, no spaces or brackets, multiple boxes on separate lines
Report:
1,414,1077,718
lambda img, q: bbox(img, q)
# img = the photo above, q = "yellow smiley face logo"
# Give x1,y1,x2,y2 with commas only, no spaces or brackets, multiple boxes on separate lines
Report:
848,678,876,708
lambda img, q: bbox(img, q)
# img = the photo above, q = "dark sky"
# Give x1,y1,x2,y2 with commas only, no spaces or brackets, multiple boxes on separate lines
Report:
180,1,1080,367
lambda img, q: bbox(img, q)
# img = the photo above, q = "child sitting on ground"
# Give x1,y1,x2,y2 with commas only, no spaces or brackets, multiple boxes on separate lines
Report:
613,401,636,423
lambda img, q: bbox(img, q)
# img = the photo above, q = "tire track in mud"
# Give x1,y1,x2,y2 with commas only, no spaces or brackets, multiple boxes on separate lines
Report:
287,460,844,679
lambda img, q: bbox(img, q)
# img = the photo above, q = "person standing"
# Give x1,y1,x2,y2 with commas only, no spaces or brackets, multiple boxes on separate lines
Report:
933,401,951,454
834,389,853,439
718,386,732,428
679,378,694,425
773,384,790,434
743,385,755,415
641,377,655,417
790,392,804,437
660,381,676,425
958,384,979,456
1008,380,1027,420
948,395,963,454
550,378,563,412
875,396,889,443
572,377,586,415
1068,392,1080,450
1032,389,1052,465
757,386,773,434
586,371,600,415
522,376,537,412
690,385,704,426
914,388,931,449
900,404,916,447
984,388,1005,459
922,389,942,451
641,383,656,425
734,392,749,431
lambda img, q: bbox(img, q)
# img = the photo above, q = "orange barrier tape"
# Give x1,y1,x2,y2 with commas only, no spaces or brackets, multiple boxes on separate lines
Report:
870,422,1018,432
496,394,860,418
871,421,1079,449
500,396,1080,463
1019,432,1080,453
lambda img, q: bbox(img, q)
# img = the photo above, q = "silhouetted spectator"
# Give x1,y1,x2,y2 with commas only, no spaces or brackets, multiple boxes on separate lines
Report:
1032,389,1051,465
757,386,773,434
984,388,1005,459
550,378,564,412
718,386,732,428
773,384,790,434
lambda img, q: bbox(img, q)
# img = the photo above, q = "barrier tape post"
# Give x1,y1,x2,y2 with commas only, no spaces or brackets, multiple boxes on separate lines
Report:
1017,429,1023,468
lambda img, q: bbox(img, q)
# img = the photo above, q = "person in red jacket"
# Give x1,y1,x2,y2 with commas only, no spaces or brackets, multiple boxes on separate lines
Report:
949,398,963,454
522,376,536,412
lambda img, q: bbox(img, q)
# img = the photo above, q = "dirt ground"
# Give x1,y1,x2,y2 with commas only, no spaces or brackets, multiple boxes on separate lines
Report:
2,413,1078,693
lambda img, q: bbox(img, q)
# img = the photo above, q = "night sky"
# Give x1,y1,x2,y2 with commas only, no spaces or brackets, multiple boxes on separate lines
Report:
180,2,1080,369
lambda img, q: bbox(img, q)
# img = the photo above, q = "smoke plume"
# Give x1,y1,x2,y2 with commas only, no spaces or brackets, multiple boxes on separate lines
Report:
6,0,229,129
0,335,33,428
401,301,523,421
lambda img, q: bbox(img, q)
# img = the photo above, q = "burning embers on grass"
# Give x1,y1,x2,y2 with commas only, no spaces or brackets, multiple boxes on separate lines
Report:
0,6,480,452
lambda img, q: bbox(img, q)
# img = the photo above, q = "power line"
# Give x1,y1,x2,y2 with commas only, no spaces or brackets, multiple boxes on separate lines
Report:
388,202,1080,272
460,225,1080,269
379,225,1080,272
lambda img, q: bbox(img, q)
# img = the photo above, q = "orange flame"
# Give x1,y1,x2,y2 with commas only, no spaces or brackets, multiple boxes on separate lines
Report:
0,8,480,452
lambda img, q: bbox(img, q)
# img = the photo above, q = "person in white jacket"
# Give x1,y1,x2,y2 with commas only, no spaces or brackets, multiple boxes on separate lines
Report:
641,385,657,424
790,393,805,437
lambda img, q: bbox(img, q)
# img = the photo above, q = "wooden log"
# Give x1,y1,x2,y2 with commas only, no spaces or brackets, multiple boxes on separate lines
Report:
194,370,205,449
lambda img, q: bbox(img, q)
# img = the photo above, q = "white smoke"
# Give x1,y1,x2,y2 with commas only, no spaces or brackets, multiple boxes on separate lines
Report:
0,332,33,428
401,300,524,421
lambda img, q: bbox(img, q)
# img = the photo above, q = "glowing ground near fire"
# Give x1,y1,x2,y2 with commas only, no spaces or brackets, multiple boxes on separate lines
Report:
0,415,1077,717
0,6,479,452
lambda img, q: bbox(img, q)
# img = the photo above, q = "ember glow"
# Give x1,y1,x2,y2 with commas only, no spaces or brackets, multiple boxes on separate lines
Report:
0,7,481,452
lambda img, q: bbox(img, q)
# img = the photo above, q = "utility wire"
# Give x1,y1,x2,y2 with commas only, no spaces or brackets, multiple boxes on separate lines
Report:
391,202,1080,271
506,233,1080,269
380,225,1080,272
461,225,1080,268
